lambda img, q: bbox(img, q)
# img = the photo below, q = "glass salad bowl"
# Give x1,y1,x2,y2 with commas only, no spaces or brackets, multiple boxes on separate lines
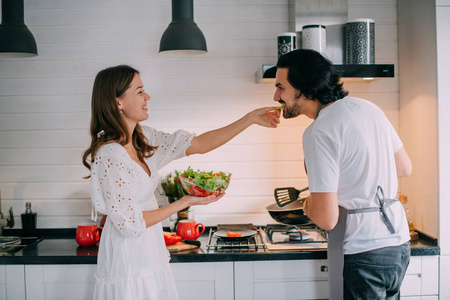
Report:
179,168,231,197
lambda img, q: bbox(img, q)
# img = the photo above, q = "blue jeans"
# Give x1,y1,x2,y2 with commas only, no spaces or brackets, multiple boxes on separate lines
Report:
343,242,410,300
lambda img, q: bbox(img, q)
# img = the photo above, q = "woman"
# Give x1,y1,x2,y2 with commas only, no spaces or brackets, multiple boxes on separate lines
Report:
82,65,280,300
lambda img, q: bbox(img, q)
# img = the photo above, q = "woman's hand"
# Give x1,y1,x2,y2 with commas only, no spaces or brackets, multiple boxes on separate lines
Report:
248,107,281,128
142,193,225,228
182,193,226,207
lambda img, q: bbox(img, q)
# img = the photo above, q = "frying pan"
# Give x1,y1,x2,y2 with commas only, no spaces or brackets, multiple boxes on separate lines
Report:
266,197,312,226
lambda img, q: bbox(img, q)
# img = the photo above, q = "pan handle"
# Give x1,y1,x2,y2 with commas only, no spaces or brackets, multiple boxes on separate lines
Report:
299,186,309,193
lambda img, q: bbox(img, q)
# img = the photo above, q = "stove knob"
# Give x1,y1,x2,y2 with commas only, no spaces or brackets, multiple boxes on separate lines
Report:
320,265,328,272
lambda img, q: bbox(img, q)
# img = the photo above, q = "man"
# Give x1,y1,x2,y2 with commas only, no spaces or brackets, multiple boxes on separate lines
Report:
274,49,412,300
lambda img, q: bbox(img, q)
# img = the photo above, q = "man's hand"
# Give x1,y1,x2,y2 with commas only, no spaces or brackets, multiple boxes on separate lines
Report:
303,195,312,216
302,192,339,231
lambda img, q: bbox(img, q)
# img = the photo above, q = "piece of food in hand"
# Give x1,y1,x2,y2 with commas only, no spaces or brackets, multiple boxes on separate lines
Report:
163,232,182,245
274,104,285,111
179,167,231,197
226,231,242,237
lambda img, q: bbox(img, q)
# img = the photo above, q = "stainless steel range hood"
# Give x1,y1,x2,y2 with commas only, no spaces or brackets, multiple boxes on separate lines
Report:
256,64,394,83
256,0,394,83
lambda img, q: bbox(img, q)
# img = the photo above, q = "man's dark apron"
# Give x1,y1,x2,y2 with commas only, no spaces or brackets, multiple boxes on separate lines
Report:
327,186,398,300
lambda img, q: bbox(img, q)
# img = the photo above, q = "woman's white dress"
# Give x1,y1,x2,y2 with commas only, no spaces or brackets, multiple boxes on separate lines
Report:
90,126,195,300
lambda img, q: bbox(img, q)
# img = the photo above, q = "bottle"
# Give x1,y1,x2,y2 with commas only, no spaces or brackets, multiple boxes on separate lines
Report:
21,202,37,237
399,194,416,234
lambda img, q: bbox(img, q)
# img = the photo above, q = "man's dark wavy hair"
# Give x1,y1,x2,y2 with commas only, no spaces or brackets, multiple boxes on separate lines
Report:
276,49,348,104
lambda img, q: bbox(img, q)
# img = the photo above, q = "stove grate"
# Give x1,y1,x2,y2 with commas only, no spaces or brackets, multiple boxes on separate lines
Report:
206,229,265,252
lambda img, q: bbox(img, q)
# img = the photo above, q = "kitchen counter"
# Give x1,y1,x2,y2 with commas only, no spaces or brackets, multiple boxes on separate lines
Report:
0,228,439,265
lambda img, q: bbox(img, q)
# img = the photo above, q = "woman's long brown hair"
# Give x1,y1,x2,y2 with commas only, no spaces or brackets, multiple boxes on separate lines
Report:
82,65,157,178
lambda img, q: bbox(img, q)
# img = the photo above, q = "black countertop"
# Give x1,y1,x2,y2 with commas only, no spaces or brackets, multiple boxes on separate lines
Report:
0,228,439,265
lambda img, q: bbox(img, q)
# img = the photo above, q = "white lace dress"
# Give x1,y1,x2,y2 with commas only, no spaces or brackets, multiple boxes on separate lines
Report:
90,126,195,300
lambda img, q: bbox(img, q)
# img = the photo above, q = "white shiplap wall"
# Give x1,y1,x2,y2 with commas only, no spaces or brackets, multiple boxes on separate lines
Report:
0,0,399,228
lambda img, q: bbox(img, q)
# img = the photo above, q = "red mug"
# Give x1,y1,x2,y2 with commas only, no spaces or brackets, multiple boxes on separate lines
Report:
76,224,103,247
176,220,205,240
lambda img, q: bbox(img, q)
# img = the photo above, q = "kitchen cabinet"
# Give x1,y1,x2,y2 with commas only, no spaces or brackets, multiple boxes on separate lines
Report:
234,256,439,300
0,265,26,300
234,260,329,300
0,256,439,299
171,262,234,300
20,263,233,300
24,265,96,300
401,256,439,299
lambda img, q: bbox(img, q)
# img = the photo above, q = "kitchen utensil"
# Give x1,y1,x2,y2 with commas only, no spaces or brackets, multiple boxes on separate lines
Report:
266,199,312,226
213,229,257,241
176,220,205,240
217,223,256,231
76,224,102,247
274,186,309,207
166,241,200,253
183,239,201,247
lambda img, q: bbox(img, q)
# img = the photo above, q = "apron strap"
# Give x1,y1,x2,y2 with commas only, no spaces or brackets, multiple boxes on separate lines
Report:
327,206,348,300
315,103,324,119
347,186,397,234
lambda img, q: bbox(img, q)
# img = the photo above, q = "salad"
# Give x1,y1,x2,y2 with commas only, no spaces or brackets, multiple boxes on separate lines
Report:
179,167,231,197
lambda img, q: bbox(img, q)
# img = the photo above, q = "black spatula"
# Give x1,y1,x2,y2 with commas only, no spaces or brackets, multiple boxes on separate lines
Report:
274,186,309,207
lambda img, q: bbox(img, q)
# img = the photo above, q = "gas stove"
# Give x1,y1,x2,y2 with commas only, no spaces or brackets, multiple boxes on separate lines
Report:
206,224,264,252
260,224,328,251
206,224,327,253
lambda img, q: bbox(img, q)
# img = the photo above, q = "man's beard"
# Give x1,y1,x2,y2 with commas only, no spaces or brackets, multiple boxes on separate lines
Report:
283,91,302,119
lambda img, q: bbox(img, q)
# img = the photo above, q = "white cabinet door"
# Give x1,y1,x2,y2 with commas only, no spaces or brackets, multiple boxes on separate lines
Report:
401,256,439,298
401,257,422,296
24,262,233,300
25,265,96,300
0,265,26,300
235,260,329,300
171,262,234,300
0,265,5,300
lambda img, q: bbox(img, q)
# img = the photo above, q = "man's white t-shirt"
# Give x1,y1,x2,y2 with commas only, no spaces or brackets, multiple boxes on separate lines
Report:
303,96,410,254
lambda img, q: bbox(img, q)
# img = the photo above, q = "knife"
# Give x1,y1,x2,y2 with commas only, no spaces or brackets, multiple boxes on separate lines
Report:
183,239,201,247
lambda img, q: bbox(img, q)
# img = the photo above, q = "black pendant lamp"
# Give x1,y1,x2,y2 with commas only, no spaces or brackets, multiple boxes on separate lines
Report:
0,0,38,58
159,0,207,54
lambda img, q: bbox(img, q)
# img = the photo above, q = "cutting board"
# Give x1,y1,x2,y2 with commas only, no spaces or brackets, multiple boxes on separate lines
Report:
166,241,199,253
